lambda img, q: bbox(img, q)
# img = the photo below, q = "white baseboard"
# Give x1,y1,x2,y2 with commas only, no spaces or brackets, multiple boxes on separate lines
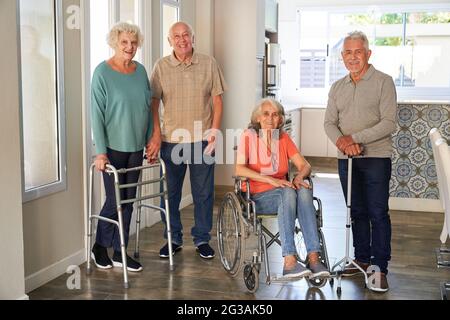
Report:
17,295,29,300
25,249,85,293
389,197,444,213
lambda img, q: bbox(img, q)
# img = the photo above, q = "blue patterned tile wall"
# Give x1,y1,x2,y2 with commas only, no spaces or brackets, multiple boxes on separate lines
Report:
391,103,450,199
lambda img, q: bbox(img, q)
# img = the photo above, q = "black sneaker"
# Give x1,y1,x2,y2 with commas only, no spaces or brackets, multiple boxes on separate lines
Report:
91,243,112,269
196,243,215,259
112,251,143,272
159,243,183,258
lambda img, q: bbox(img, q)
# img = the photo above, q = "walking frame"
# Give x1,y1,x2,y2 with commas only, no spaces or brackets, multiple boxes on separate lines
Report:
331,156,369,295
86,158,174,289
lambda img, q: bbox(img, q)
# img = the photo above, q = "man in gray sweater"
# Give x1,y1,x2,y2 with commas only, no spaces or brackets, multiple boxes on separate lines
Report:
324,31,397,293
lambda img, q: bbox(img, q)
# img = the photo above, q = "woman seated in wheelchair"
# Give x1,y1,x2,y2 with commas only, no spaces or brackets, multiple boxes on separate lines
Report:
235,98,330,279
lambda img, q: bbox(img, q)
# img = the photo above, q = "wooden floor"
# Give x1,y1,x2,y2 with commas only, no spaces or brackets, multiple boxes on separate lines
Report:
29,157,450,300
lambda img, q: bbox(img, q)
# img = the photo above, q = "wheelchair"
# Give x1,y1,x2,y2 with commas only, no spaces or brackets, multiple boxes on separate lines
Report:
217,175,331,293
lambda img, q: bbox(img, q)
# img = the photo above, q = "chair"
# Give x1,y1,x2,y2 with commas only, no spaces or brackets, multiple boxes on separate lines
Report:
429,128,450,299
429,129,450,257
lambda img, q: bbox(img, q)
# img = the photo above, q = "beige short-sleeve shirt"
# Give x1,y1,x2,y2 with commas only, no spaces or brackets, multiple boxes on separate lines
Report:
150,51,227,143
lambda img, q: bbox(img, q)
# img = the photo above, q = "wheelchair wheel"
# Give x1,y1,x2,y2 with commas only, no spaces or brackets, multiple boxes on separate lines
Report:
243,264,259,293
294,219,308,264
217,192,244,277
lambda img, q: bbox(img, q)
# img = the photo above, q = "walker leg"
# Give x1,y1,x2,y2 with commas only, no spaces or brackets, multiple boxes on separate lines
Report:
134,174,143,259
165,197,175,271
86,217,93,275
117,206,130,289
161,160,175,271
86,165,95,275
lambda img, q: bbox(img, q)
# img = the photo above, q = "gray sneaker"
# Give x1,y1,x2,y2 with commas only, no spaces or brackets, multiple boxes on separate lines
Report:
309,262,330,278
283,263,312,278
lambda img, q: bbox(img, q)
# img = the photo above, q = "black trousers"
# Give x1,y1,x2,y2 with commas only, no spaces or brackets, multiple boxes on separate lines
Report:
96,148,143,252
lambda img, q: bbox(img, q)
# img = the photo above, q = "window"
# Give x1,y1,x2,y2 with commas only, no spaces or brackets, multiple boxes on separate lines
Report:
161,0,180,57
119,0,143,62
19,0,66,202
280,4,450,103
120,0,139,24
90,0,110,78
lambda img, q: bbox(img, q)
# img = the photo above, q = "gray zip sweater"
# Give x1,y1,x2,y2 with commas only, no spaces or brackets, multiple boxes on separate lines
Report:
324,65,398,159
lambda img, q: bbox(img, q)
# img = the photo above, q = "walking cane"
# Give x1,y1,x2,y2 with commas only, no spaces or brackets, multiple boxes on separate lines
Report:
331,156,369,295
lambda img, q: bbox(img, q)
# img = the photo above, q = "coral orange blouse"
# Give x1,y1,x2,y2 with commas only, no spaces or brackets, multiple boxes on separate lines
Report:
237,129,300,194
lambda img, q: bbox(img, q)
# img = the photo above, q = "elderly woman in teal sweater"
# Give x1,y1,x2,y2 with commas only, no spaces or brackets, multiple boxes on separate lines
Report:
90,22,153,272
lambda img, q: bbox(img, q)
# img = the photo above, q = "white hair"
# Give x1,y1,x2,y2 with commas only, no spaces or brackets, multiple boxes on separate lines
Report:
342,30,370,52
168,21,195,39
249,98,286,132
107,22,144,49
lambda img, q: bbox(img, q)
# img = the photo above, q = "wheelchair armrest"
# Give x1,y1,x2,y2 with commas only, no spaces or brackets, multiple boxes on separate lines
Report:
232,176,248,182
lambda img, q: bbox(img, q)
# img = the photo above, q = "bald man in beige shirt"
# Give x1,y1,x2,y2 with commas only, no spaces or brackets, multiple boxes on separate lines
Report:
148,22,226,260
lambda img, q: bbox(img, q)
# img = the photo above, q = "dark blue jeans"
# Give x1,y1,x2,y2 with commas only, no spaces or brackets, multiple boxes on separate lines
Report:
160,141,215,247
338,158,392,274
96,148,143,252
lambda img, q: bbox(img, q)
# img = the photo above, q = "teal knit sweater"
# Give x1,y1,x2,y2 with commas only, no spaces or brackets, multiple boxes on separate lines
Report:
91,61,153,155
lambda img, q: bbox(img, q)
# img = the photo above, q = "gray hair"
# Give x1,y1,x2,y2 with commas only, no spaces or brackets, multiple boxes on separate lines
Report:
107,22,144,49
342,30,370,52
248,98,286,132
168,21,195,39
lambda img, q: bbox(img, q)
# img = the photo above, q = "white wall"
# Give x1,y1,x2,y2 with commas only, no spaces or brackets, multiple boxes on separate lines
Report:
214,0,262,186
0,0,27,300
195,0,214,56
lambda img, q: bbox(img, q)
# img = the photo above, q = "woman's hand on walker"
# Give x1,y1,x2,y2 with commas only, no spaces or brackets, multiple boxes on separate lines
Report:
94,154,109,172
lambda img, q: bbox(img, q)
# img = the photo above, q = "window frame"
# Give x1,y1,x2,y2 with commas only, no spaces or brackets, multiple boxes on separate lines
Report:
289,3,450,104
17,0,67,203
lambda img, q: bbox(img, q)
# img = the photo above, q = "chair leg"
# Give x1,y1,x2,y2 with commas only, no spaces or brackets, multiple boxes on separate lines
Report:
441,281,450,300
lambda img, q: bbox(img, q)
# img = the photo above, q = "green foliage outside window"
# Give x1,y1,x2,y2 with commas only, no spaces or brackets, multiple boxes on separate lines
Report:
347,12,450,26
